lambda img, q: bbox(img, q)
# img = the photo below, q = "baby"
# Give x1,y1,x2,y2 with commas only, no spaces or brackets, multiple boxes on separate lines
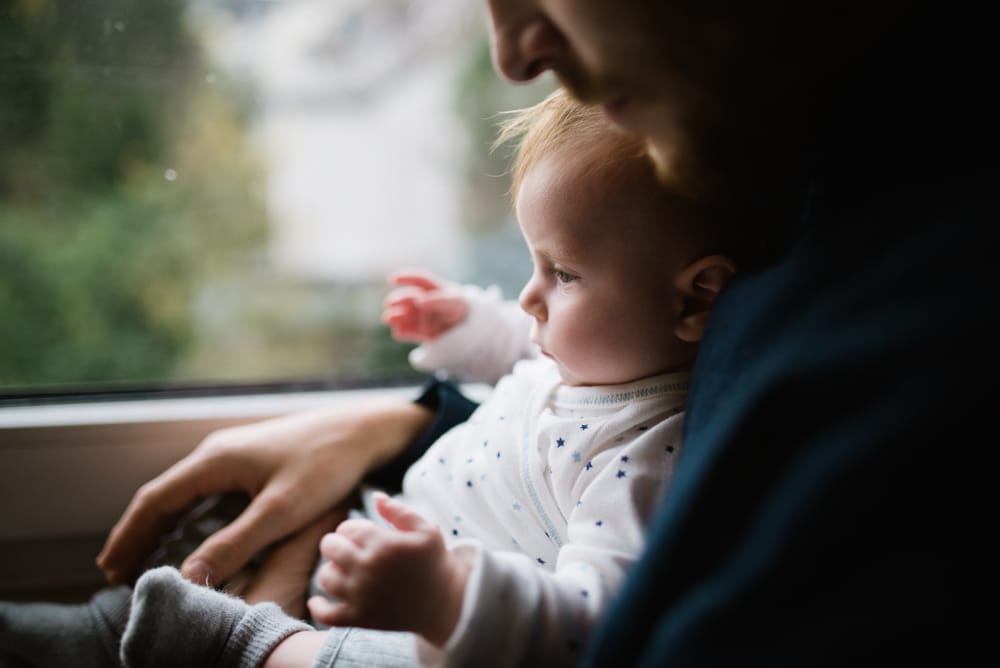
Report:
266,88,738,666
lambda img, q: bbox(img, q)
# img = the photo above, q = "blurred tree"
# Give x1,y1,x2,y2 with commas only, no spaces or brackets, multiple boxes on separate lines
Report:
0,0,269,388
0,0,548,392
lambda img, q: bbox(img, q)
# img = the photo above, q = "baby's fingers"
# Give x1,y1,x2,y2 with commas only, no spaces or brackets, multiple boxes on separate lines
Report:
382,298,430,342
388,269,443,292
314,558,351,601
382,303,418,329
382,287,420,310
374,493,436,534
319,531,361,572
307,595,353,628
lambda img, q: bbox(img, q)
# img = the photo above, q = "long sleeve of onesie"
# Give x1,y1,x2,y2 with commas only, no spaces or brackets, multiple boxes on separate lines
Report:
407,284,536,385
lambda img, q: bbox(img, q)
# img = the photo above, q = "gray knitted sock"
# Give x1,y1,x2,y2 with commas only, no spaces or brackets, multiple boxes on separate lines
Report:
0,494,257,668
120,566,311,668
0,585,131,668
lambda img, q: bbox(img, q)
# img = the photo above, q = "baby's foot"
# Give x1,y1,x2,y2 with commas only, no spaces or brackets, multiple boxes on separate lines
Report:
121,566,310,668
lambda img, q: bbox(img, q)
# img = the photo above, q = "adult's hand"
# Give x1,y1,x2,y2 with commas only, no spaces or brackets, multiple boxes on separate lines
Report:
235,506,347,618
96,398,434,587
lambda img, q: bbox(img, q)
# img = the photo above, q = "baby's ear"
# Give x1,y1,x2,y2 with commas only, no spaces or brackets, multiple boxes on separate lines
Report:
674,255,736,343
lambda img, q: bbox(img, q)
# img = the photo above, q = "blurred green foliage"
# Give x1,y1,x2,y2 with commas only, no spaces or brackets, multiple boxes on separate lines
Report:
0,0,546,392
0,0,270,387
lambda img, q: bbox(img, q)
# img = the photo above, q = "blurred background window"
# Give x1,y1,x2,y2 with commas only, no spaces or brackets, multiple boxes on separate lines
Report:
0,0,554,397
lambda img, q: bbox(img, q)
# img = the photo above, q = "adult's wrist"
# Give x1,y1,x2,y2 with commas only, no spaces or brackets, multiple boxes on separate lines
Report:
364,377,479,493
359,399,435,472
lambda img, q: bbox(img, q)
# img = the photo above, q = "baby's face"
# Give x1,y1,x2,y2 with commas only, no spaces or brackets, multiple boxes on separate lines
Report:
515,148,697,386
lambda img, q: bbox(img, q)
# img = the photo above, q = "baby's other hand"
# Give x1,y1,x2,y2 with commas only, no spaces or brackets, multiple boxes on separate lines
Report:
382,269,469,343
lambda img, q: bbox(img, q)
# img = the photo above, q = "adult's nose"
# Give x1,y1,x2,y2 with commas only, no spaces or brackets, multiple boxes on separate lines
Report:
487,4,566,82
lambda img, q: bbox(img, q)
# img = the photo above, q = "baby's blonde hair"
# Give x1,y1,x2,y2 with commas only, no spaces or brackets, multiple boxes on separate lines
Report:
493,88,748,266
493,88,650,202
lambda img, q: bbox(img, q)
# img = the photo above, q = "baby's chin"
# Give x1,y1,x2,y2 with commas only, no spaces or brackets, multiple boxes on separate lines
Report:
554,367,587,387
551,356,640,387
555,370,615,388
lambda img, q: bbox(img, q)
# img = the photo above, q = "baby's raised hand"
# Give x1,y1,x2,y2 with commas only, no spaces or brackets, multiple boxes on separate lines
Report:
307,493,470,646
382,269,469,343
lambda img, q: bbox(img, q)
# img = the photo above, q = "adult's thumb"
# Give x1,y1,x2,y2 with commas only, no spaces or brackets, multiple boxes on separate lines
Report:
179,496,284,586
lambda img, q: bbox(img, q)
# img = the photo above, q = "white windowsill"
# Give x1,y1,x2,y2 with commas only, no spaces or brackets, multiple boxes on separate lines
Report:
0,385,423,428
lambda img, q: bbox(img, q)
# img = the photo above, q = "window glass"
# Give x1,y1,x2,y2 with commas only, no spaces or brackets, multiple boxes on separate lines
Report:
0,0,554,395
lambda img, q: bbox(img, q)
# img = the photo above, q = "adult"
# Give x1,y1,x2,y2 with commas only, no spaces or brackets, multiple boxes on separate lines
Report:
99,0,992,664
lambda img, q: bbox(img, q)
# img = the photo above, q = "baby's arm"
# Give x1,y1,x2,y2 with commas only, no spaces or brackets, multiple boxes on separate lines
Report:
263,631,329,668
384,269,535,384
306,493,472,647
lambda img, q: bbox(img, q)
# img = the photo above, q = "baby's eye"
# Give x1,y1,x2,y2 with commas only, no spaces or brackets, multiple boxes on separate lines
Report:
553,269,578,284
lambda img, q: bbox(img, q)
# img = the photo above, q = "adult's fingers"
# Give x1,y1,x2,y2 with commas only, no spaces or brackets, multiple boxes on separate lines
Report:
179,485,306,587
96,455,241,584
255,509,344,578
238,510,344,614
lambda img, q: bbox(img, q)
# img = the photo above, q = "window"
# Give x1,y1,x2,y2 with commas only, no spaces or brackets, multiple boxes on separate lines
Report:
0,0,554,399
0,0,554,601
